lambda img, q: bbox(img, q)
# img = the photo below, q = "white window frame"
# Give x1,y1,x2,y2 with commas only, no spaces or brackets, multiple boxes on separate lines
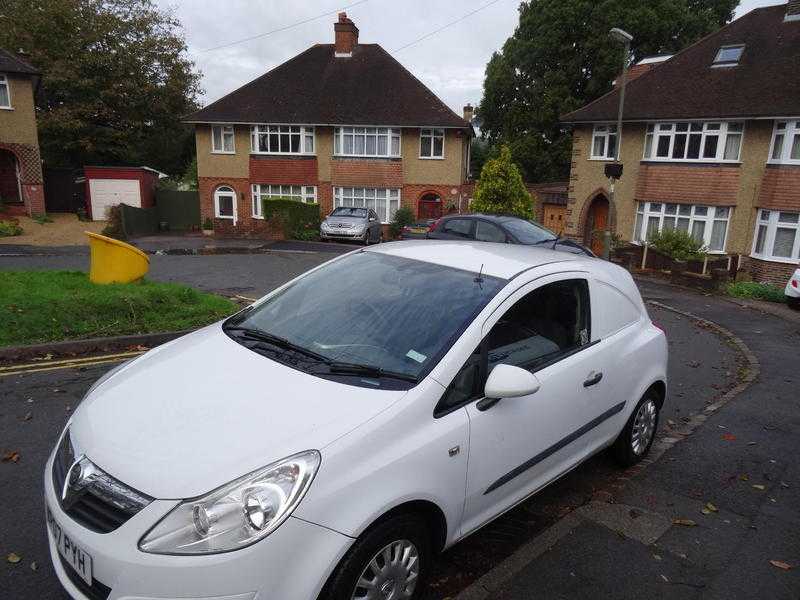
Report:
0,74,11,109
211,125,235,154
250,125,315,155
767,120,800,165
633,201,731,253
712,44,745,68
643,121,743,163
251,184,317,218
333,187,401,224
750,209,800,264
333,127,401,158
214,186,237,225
590,124,618,160
419,128,445,159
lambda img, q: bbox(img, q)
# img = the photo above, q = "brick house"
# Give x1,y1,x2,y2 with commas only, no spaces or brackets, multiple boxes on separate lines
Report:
0,48,45,216
184,13,472,238
561,2,800,284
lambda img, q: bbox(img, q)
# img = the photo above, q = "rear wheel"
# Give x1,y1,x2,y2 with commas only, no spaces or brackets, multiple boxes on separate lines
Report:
612,391,660,467
321,514,431,600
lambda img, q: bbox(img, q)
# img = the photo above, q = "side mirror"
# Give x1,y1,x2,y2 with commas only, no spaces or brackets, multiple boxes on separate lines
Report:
484,364,541,399
369,217,376,222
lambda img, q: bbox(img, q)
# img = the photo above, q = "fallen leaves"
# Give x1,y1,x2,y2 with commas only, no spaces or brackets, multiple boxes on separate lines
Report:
752,484,766,491
6,552,21,564
721,433,736,441
705,502,718,513
2,451,20,463
672,518,697,527
769,560,792,570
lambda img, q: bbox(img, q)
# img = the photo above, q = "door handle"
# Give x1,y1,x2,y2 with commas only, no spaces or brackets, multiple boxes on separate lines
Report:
583,371,603,387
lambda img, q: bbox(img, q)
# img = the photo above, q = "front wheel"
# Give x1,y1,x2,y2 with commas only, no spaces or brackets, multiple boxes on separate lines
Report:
321,514,431,600
612,391,660,467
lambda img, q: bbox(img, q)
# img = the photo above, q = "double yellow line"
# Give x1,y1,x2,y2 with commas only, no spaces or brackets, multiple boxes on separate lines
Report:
0,351,145,378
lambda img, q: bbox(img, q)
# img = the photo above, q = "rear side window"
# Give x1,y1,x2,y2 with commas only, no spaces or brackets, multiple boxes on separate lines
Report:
487,279,591,372
591,280,641,338
441,219,473,238
475,221,507,243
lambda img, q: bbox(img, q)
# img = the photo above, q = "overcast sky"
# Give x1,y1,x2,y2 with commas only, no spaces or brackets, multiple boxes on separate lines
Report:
160,0,786,116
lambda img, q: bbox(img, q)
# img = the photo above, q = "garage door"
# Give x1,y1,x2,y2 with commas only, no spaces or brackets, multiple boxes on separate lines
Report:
89,179,141,221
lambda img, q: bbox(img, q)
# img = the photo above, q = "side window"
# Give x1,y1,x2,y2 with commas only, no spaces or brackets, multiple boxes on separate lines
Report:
475,221,507,243
488,279,591,372
442,219,473,238
435,346,483,416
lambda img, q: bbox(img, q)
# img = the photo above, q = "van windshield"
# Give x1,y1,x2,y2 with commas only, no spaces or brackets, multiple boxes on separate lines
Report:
224,251,505,387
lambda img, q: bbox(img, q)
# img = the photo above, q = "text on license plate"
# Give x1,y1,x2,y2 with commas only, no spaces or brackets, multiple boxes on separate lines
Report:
47,505,93,586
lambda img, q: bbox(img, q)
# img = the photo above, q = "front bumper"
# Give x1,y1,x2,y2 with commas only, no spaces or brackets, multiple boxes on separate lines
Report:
44,452,353,600
320,228,365,240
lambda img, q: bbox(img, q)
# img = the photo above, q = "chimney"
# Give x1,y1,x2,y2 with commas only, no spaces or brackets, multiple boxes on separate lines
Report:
463,104,474,122
786,1,800,22
335,12,359,56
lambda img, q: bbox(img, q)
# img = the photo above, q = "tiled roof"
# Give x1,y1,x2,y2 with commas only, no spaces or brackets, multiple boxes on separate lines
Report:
185,44,469,128
0,48,39,75
561,5,800,123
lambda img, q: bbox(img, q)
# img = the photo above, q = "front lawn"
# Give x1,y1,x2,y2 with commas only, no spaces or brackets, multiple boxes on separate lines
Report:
0,271,238,347
725,281,786,304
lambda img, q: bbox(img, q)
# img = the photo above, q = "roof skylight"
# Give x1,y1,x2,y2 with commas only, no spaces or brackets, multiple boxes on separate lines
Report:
713,44,744,67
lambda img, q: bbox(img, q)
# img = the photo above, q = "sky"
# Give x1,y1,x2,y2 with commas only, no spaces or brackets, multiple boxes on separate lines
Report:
160,0,786,116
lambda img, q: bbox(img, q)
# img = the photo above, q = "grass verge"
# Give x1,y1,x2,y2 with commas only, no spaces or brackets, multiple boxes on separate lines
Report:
0,271,238,347
725,281,786,303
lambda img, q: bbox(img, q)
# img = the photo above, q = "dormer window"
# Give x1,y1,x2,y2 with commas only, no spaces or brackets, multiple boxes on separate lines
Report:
712,44,744,67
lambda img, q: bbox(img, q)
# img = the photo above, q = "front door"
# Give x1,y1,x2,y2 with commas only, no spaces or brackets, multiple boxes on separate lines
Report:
418,194,442,219
460,275,616,536
585,196,609,256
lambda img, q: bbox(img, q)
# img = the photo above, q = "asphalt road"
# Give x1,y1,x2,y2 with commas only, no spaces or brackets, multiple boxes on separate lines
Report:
0,299,738,600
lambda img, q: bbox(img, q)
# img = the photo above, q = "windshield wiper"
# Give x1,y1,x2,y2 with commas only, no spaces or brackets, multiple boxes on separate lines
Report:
224,327,330,363
531,237,560,247
327,361,418,383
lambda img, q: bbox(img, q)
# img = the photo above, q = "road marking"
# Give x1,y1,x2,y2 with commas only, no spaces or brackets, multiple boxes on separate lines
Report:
0,353,144,378
0,351,145,373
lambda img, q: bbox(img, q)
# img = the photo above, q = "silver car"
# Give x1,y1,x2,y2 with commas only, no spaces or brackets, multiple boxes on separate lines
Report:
320,207,383,244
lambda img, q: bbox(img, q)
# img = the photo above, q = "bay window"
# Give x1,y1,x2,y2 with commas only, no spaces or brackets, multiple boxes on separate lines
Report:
768,121,800,165
590,125,618,160
211,125,235,153
333,187,400,223
250,125,315,155
0,74,10,108
420,128,444,158
334,127,401,158
251,184,317,218
751,209,800,262
643,121,743,162
634,202,731,252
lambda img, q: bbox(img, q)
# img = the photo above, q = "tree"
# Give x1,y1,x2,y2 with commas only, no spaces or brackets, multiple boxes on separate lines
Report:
0,0,202,176
479,0,737,182
472,145,533,219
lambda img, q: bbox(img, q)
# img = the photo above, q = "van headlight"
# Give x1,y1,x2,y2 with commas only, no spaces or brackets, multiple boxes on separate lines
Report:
139,450,320,555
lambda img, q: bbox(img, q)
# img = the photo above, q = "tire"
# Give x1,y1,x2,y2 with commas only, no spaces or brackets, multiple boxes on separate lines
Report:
611,391,660,467
363,231,371,246
320,514,431,600
787,296,800,311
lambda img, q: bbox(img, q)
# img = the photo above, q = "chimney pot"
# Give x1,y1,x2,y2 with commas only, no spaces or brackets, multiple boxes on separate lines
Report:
334,12,359,56
463,103,474,121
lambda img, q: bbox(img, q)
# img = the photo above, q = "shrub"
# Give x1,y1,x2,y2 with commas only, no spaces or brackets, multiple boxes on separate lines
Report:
0,219,23,237
32,213,54,225
101,205,125,239
263,198,321,240
726,282,786,303
471,145,534,219
202,217,213,230
647,229,706,261
389,206,415,238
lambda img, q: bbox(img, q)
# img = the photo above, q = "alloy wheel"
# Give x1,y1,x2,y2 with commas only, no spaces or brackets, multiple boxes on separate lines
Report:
351,539,420,600
631,399,657,455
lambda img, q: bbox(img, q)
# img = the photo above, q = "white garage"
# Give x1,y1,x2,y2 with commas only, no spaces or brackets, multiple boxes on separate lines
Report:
88,179,141,221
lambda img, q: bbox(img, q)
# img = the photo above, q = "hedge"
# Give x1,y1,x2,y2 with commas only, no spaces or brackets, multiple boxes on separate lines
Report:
263,197,321,241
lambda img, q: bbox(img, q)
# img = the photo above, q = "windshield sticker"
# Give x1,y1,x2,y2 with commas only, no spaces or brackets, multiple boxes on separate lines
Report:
406,349,427,363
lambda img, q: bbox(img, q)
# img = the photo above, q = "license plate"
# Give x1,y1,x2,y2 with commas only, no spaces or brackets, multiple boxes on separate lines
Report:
47,505,93,586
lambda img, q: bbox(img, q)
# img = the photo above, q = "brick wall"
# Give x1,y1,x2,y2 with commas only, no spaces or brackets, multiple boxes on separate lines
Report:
757,165,800,211
249,156,319,185
635,163,740,205
402,184,462,217
331,159,403,187
740,256,797,286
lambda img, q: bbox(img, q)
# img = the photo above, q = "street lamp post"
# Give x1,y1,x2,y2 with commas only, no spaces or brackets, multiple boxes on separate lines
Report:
603,27,633,260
